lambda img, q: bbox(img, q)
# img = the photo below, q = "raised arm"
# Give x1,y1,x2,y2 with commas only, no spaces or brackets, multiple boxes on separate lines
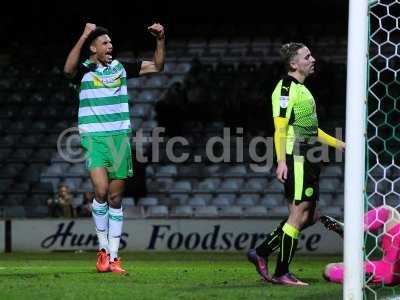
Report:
64,23,96,78
139,23,165,75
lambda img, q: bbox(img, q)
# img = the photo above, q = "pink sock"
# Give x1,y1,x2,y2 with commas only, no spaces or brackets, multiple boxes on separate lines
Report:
364,206,390,231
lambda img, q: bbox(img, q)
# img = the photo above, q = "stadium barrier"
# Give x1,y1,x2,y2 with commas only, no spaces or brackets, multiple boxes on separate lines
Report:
6,219,342,253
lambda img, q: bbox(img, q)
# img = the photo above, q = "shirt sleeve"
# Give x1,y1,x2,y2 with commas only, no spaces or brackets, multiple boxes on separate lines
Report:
271,77,295,119
124,60,143,79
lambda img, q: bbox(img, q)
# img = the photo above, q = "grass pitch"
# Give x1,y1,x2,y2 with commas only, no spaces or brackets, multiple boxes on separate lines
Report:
0,252,343,300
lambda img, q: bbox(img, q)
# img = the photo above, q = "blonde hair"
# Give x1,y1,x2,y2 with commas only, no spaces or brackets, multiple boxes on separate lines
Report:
280,42,306,72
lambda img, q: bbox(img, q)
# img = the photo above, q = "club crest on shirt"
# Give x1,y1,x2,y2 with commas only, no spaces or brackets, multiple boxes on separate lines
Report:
280,96,289,108
93,73,122,88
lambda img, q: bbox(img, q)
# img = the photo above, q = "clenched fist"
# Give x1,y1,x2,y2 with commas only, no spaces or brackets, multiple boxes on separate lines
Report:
148,23,165,40
83,23,96,39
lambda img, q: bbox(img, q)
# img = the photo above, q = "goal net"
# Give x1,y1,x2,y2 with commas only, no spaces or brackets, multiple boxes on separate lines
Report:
365,0,400,299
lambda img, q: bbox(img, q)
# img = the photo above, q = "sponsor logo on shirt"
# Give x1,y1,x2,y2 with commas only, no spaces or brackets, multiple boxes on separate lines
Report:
280,96,289,108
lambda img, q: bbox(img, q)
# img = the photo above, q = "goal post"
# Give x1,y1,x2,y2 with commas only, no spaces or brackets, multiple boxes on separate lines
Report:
343,0,368,299
345,0,400,299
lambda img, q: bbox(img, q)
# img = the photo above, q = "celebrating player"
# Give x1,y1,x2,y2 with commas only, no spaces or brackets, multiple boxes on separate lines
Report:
64,22,165,273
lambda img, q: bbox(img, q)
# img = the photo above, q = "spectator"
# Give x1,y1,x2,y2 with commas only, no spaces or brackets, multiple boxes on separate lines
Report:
47,184,76,218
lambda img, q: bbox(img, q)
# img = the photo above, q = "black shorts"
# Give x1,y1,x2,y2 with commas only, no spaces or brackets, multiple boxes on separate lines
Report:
284,154,321,203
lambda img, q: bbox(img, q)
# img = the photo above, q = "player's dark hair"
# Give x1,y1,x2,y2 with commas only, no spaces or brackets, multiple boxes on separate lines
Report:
82,26,110,58
280,42,306,72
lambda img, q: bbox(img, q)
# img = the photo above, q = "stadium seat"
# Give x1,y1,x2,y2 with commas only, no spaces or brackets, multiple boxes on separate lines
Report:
219,206,243,218
170,205,193,218
320,206,343,217
77,179,92,192
147,205,169,218
266,179,284,192
0,148,12,161
332,193,344,207
12,182,30,194
21,164,46,182
214,193,236,204
36,134,58,148
170,180,192,193
71,197,82,208
0,163,25,179
20,134,43,147
210,197,231,208
169,193,189,206
320,165,343,177
319,193,333,207
175,62,191,74
131,103,151,118
122,197,135,207
229,37,251,48
2,194,25,206
2,206,26,218
168,74,185,85
224,165,247,177
243,206,268,217
143,75,168,88
7,149,33,162
28,194,50,206
194,206,218,218
195,178,221,192
124,206,145,219
163,62,177,74
236,194,259,207
259,194,284,208
42,163,70,177
187,38,207,48
65,163,86,177
269,206,289,217
0,135,21,147
127,76,147,88
137,90,161,103
192,193,213,202
40,177,60,192
157,165,178,177
187,47,205,57
28,121,49,133
320,178,341,193
145,165,155,177
219,178,243,192
0,179,13,193
243,178,267,192
128,88,139,101
146,178,174,193
138,197,159,207
62,178,82,192
8,120,31,134
141,120,158,131
188,196,207,207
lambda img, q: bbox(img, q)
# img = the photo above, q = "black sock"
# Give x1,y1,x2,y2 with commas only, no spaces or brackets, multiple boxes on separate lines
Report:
255,219,287,258
274,223,299,276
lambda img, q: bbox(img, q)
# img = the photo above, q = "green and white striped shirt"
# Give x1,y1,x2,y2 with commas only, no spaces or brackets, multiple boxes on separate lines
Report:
76,59,140,136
